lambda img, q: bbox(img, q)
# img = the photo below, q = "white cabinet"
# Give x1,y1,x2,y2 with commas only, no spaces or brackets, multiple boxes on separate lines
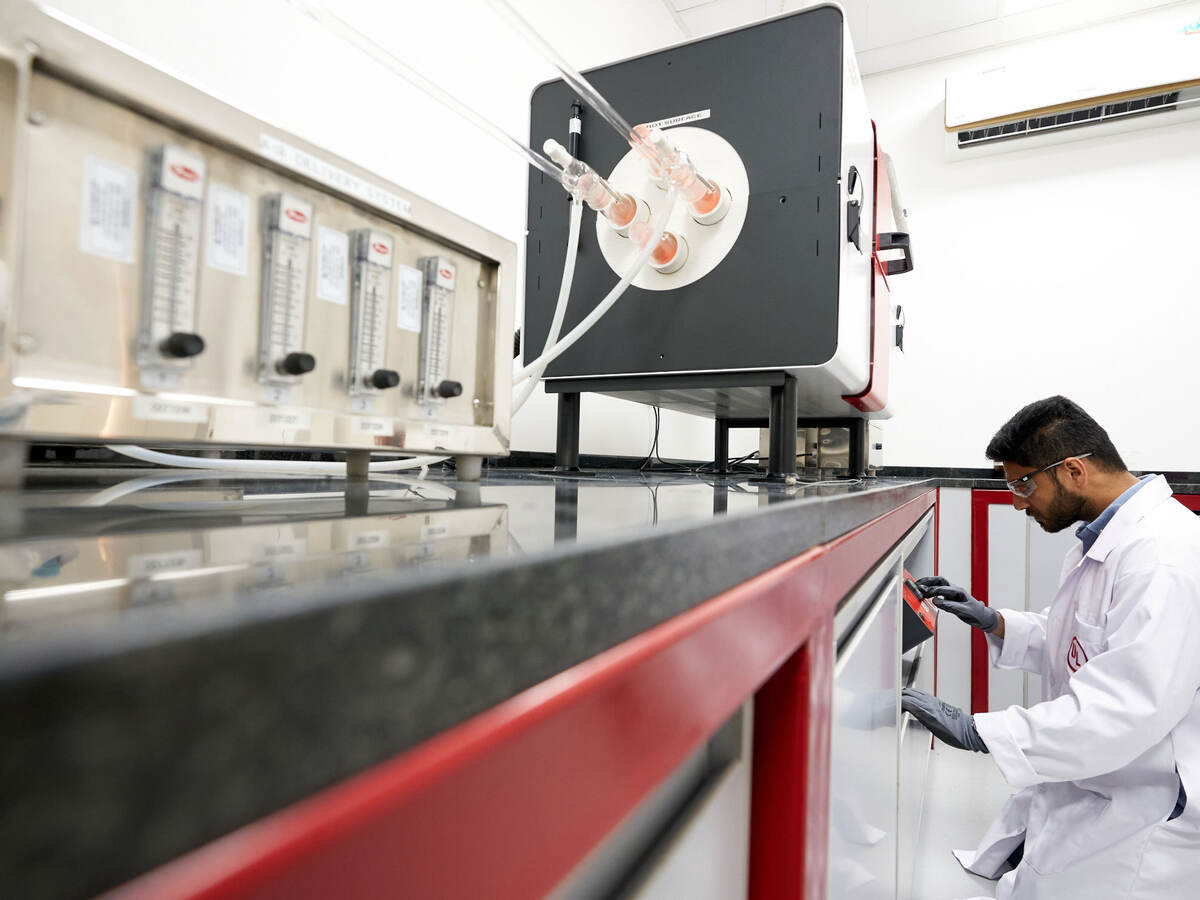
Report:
987,501,1078,711
829,509,937,900
936,490,1083,715
830,574,900,899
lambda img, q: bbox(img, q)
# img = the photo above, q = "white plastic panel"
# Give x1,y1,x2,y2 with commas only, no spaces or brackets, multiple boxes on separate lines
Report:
987,502,1027,712
830,576,899,900
898,652,934,900
935,488,973,713
597,127,749,292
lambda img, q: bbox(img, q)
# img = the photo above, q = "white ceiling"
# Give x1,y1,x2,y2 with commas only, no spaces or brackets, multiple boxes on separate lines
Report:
652,0,1189,74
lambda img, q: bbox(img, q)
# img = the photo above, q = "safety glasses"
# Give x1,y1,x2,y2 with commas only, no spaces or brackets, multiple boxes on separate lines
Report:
1006,452,1093,498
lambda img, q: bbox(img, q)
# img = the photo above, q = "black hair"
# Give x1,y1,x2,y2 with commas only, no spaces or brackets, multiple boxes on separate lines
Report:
985,395,1127,472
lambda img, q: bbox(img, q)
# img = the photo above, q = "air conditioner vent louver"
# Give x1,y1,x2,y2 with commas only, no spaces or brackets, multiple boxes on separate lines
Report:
956,87,1196,148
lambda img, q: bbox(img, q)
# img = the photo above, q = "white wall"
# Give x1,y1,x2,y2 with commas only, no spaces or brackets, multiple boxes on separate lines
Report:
865,2,1200,470
34,1,1200,469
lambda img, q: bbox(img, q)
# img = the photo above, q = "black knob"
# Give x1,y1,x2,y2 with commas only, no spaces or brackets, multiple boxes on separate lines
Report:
369,368,400,390
159,332,205,359
278,352,316,376
435,380,462,399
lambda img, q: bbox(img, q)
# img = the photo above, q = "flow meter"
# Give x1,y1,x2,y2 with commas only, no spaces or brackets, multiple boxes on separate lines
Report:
137,145,206,370
349,229,400,394
259,193,316,383
418,256,460,406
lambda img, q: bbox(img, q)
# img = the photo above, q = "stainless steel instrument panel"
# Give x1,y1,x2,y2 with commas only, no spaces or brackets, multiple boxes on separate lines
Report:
0,6,515,460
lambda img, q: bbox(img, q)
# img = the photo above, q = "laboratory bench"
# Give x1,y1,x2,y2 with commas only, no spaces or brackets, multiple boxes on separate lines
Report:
3,466,1194,899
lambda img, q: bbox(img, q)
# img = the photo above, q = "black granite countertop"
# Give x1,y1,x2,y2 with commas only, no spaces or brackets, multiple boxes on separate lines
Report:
1,467,941,898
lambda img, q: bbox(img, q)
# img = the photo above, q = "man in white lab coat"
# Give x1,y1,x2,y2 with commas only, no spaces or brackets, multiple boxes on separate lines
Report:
902,395,1200,900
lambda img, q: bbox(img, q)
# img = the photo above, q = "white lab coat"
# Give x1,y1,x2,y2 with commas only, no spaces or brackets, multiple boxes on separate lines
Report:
955,475,1200,900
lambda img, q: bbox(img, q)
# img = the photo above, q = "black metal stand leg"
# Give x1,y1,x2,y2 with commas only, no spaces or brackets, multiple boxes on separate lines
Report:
715,418,730,476
849,418,869,477
554,481,579,544
554,392,581,472
767,376,798,480
344,481,370,517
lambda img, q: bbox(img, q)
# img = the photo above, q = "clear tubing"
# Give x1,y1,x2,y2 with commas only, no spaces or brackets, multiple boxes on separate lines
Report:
514,188,678,385
286,0,561,183
642,127,722,215
583,176,639,227
544,140,639,227
81,471,285,507
513,198,583,414
489,0,664,166
106,445,446,475
83,471,455,507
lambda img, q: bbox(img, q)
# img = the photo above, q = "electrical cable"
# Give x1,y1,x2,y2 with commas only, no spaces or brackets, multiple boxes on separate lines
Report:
513,197,582,414
638,407,661,471
515,188,679,385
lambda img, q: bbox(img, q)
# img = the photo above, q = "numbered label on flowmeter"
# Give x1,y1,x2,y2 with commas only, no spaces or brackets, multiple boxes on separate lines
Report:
138,145,207,369
418,256,461,407
259,193,316,384
348,230,400,395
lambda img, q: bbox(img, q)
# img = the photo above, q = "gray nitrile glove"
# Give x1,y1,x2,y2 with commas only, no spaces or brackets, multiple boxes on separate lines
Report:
915,576,999,633
901,688,988,753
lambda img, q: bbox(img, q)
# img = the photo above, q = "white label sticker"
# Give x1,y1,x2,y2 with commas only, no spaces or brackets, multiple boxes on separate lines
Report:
317,226,349,304
259,134,413,219
347,530,389,550
396,265,423,332
639,108,712,131
420,523,450,541
133,394,209,423
80,156,137,263
352,416,391,435
206,183,250,276
257,407,312,430
128,549,204,578
255,539,307,561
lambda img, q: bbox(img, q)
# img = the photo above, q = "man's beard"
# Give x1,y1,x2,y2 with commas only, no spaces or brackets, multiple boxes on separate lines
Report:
1029,473,1087,533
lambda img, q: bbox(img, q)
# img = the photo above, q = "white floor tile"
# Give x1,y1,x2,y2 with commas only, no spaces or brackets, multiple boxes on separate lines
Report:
910,744,1013,900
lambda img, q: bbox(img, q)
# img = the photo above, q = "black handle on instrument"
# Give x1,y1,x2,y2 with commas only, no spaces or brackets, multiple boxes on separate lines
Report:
877,231,913,276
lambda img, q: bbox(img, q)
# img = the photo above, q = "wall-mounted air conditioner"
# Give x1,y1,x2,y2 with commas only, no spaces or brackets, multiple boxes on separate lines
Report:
945,27,1200,158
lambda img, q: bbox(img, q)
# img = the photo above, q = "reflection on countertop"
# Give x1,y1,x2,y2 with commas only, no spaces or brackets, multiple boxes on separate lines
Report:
0,466,905,641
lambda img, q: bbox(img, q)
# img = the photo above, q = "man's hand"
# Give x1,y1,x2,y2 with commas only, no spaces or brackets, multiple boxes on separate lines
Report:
916,576,1001,634
901,688,989,753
